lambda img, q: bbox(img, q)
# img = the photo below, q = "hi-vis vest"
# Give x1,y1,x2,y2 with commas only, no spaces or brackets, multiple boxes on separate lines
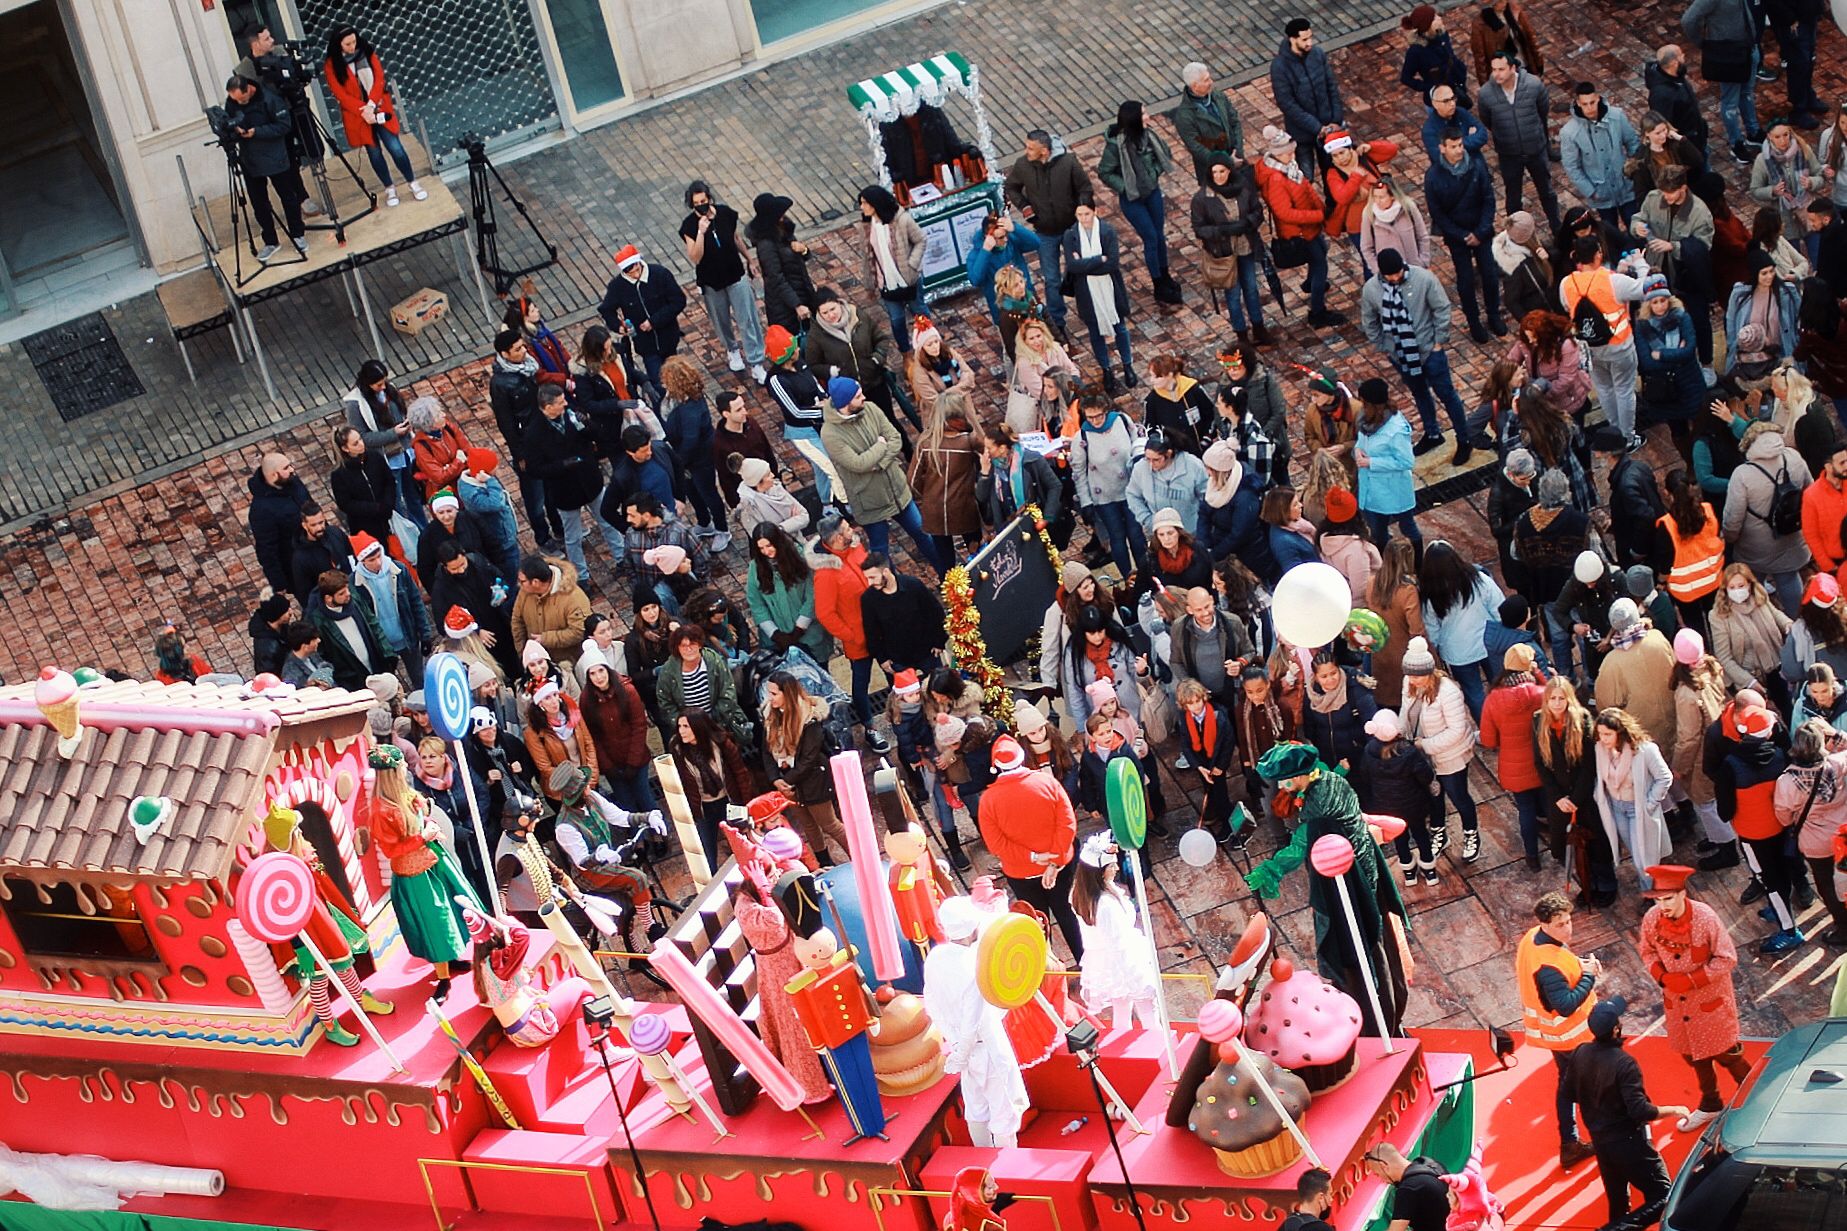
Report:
1515,925,1598,1049
1657,507,1725,602
1563,269,1633,349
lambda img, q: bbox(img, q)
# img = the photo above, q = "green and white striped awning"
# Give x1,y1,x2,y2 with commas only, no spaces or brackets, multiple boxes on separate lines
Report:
847,53,973,122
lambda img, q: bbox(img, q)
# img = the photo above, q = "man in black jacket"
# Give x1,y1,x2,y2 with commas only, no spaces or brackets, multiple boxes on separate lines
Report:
288,502,355,603
1269,19,1345,177
246,452,311,596
1424,129,1507,342
1805,199,1847,298
859,553,948,675
1643,45,1710,157
1003,130,1094,336
521,385,604,580
1593,426,1666,568
248,593,292,678
1565,997,1689,1230
223,75,307,261
429,542,520,681
488,327,563,549
598,244,687,398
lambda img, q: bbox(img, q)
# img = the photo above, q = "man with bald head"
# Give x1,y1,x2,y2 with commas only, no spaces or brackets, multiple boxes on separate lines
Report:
247,451,311,595
1644,44,1709,158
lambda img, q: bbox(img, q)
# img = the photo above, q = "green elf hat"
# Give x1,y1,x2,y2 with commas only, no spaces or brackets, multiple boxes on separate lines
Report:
1256,741,1321,783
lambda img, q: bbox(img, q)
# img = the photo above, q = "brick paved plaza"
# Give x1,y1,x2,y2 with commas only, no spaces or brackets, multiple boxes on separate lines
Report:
3,0,1845,1041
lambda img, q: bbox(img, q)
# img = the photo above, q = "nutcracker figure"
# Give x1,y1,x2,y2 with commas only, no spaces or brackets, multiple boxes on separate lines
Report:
888,824,952,958
1635,865,1752,1132
780,868,888,1144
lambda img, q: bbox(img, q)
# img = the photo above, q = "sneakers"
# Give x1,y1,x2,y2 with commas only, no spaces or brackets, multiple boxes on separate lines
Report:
708,531,732,553
1677,1108,1720,1133
1174,752,1194,770
1413,433,1446,457
385,186,400,207
1741,877,1767,905
291,236,308,256
750,363,767,383
1430,825,1451,859
1760,927,1805,955
1420,858,1441,887
864,728,892,755
1462,828,1482,863
408,179,429,200
1400,857,1418,885
256,243,280,262
1731,142,1757,166
1627,433,1645,453
1559,1139,1594,1169
727,349,747,372
1756,62,1780,82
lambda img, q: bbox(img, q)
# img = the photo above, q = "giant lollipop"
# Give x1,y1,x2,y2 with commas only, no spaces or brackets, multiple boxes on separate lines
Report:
977,915,1148,1133
1105,759,1178,1077
238,852,404,1071
1272,563,1353,649
1194,998,1321,1168
424,652,502,921
1309,834,1397,1053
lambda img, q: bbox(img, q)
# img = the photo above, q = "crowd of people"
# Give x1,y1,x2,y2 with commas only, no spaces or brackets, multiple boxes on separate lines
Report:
200,3,1847,1219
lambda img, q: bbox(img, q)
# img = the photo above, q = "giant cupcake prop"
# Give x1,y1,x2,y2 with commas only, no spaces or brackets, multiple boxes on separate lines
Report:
1187,1001,1315,1177
1242,956,1363,1092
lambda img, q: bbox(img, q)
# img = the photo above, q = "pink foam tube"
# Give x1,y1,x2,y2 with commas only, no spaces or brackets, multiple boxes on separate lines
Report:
831,749,906,983
648,940,806,1112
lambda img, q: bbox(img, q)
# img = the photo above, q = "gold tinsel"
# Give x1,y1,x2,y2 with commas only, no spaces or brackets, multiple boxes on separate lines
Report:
938,505,1059,730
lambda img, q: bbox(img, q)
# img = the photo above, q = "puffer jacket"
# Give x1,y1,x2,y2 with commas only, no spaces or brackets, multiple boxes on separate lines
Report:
1353,737,1437,827
819,399,911,524
1403,674,1475,776
1071,410,1139,506
1476,68,1550,159
1560,101,1641,210
1480,677,1546,791
1269,36,1344,145
1672,668,1727,804
1320,532,1381,604
1424,151,1497,244
1196,478,1270,572
810,541,871,660
1643,58,1708,153
1721,429,1814,576
1126,450,1208,533
1301,669,1378,769
1254,157,1328,240
804,307,902,407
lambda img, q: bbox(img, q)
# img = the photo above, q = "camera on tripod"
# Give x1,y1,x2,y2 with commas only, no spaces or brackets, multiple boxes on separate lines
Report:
255,40,317,99
203,104,240,150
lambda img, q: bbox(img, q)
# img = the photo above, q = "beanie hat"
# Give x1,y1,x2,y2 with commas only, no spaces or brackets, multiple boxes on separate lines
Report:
632,582,662,614
1608,597,1640,632
469,705,498,732
643,544,688,575
1365,708,1402,741
990,734,1027,771
1262,124,1294,155
1061,561,1092,591
444,606,478,639
827,376,861,409
911,317,941,350
1401,4,1436,33
1642,272,1672,300
1013,699,1049,736
1735,323,1770,363
1325,486,1359,523
1151,507,1186,533
1085,679,1118,709
1358,377,1391,405
1624,565,1657,599
1573,550,1606,584
403,690,426,713
521,638,551,668
1505,211,1536,246
1401,636,1437,676
350,531,384,560
738,457,773,488
1202,439,1240,473
934,712,968,746
764,324,799,365
939,896,982,941
1673,627,1706,665
464,448,498,476
430,488,460,514
466,659,495,690
1503,643,1538,673
614,244,642,270
1375,247,1406,276
256,593,291,622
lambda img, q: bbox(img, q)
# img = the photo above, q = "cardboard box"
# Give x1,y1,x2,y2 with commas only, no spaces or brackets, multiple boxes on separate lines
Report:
390,288,448,335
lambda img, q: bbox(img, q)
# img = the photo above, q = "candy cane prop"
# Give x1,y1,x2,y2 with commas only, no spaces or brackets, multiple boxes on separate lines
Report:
237,852,405,1072
832,750,906,983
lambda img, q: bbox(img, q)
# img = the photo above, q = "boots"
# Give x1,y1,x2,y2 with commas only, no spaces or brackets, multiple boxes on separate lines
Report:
942,826,972,872
1251,322,1277,347
1400,856,1418,885
1419,856,1440,887
1698,840,1740,871
1153,274,1185,305
1103,370,1120,397
1121,363,1140,388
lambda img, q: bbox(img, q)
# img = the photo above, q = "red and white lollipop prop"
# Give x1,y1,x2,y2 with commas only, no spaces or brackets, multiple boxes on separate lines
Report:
237,852,405,1071
1308,834,1397,1054
1197,999,1323,1167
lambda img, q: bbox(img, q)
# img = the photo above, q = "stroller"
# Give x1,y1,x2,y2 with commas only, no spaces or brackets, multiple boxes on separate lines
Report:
741,645,858,757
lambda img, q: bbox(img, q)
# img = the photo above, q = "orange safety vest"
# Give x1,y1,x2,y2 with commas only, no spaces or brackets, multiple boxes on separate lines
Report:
1562,269,1633,349
1657,507,1725,602
1514,925,1598,1049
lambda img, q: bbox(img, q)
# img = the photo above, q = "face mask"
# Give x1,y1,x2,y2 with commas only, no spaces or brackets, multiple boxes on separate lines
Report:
1727,586,1751,604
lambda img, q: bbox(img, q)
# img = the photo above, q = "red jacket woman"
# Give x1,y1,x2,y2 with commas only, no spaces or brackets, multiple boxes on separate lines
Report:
322,27,423,200
1254,152,1327,240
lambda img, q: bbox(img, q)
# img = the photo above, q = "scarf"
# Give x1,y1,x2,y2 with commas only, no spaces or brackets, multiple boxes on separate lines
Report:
495,352,540,379
1263,153,1305,185
869,218,904,290
1185,703,1220,757
545,696,581,742
1601,743,1636,800
815,303,858,345
417,761,455,793
1751,285,1783,351
1371,199,1403,224
1500,670,1534,689
1084,637,1117,683
1156,541,1195,576
1611,621,1650,652
1077,221,1120,332
1308,670,1349,714
1204,458,1244,508
1379,278,1424,375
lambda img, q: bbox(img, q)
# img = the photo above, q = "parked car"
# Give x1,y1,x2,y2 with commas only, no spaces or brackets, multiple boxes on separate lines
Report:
1662,1018,1847,1229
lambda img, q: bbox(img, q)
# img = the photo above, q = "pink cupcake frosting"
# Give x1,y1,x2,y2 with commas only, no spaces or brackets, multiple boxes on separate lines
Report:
1242,957,1363,1069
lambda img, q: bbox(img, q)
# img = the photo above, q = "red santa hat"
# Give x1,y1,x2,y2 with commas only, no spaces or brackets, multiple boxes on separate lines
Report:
444,606,478,639
350,531,384,560
748,790,792,827
990,734,1026,771
614,244,643,270
531,679,561,706
892,668,922,697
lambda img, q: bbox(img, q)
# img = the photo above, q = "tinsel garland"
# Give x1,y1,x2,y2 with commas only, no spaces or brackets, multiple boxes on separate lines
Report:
939,504,1060,729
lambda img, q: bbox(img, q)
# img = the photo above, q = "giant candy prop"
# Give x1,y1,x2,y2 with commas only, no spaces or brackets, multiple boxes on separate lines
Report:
834,749,907,983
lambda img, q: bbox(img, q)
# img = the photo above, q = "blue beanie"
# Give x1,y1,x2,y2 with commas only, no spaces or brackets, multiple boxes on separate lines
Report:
827,376,861,409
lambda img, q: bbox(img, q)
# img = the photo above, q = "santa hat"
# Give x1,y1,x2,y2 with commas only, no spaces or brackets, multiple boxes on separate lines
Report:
1735,705,1774,739
430,488,460,514
1322,129,1354,153
350,531,384,560
990,734,1026,771
531,679,561,706
464,448,498,476
892,668,922,697
911,317,941,351
614,244,643,270
444,606,479,639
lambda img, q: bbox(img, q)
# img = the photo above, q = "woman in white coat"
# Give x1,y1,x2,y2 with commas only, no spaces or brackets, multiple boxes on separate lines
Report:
1400,637,1481,861
1591,706,1673,891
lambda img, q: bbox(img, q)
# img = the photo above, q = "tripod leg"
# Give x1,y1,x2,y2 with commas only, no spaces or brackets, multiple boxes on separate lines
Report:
349,266,385,355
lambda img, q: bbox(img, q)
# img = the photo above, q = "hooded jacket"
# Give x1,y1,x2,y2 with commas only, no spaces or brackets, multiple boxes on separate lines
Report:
1254,157,1328,240
1353,737,1437,826
1143,376,1218,454
1196,466,1269,571
248,609,289,678
1643,58,1709,153
510,557,591,667
1424,148,1497,244
810,540,872,660
1269,36,1344,144
1003,151,1094,237
246,466,312,596
819,398,911,524
908,425,983,537
1722,430,1814,575
1560,101,1642,210
1361,265,1454,357
1098,123,1174,202
803,304,903,405
597,263,687,358
1126,450,1208,534
749,219,819,334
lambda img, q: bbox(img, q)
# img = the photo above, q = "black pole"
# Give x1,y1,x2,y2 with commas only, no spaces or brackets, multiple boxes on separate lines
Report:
592,1025,663,1231
1083,1053,1148,1231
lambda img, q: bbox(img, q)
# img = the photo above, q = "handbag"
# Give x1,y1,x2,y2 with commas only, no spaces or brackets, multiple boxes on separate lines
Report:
1640,368,1678,405
1201,250,1241,289
880,281,922,303
1138,675,1176,746
1270,233,1312,270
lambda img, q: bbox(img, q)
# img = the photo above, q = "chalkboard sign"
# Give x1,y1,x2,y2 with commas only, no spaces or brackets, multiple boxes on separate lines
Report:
963,513,1059,665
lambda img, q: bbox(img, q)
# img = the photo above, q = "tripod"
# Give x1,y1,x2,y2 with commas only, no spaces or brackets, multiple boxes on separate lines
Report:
283,84,376,245
462,135,558,295
1068,1022,1149,1231
211,134,306,290
586,1000,664,1231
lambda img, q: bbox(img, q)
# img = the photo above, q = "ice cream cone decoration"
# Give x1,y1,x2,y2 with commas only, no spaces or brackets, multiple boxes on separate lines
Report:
35,667,82,757
130,796,174,845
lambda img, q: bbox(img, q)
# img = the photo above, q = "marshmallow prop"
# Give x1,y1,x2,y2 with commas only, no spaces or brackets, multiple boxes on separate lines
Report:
1308,835,1397,1054
832,750,906,983
654,753,715,889
648,939,807,1112
1196,1002,1322,1168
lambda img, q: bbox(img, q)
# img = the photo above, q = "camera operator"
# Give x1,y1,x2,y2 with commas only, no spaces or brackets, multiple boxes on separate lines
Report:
224,74,310,262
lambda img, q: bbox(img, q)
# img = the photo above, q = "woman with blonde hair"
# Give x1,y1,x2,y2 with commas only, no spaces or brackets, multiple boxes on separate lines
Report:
1007,316,1080,435
1358,177,1431,273
365,743,481,999
762,670,851,863
1710,562,1793,708
1299,448,1354,528
1400,637,1479,861
909,386,986,562
1534,676,1615,903
1591,707,1674,891
1366,537,1425,709
1767,359,1834,475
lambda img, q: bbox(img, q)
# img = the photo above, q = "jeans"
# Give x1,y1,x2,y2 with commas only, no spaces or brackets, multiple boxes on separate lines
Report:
1596,203,1637,231
847,655,874,727
880,286,931,353
1118,190,1170,280
246,167,307,246
1348,232,1371,281
1088,499,1147,577
1586,341,1639,438
1769,17,1820,113
1218,254,1265,330
1451,659,1490,720
684,465,725,532
1684,293,1715,366
603,763,659,816
518,470,565,545
1606,799,1656,889
1497,148,1562,232
700,279,766,364
1691,1044,1753,1112
1766,568,1805,616
1719,48,1762,147
1512,787,1545,859
556,503,591,578
1031,231,1067,329
1364,509,1424,556
782,424,836,504
1397,349,1471,439
864,500,946,572
1084,318,1134,377
1431,767,1479,836
1303,235,1330,315
394,635,426,688
365,130,415,186
1446,237,1503,327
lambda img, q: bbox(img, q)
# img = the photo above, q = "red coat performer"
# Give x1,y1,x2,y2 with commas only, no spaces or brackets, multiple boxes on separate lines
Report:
1635,864,1751,1131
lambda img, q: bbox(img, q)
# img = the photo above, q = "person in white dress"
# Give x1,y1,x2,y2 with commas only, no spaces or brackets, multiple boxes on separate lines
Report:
1070,831,1160,1028
923,896,1030,1148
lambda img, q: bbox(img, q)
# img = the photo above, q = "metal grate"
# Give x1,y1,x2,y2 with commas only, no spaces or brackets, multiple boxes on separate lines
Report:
293,0,559,168
23,313,144,422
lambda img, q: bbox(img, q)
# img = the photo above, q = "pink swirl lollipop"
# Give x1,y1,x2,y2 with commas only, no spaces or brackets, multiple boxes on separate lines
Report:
1197,999,1245,1044
236,851,316,943
1310,834,1356,878
629,1013,672,1057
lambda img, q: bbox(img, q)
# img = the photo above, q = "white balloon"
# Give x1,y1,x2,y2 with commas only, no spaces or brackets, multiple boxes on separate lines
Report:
1271,562,1354,649
1178,827,1218,868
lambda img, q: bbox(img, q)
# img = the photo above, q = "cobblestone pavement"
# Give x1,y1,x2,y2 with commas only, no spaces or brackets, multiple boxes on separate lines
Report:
3,0,1845,1039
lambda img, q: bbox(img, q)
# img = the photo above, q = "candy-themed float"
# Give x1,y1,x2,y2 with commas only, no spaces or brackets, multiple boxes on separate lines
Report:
0,655,1473,1231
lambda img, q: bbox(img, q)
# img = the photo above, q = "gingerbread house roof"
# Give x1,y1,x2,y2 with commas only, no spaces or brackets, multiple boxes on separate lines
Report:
0,679,375,884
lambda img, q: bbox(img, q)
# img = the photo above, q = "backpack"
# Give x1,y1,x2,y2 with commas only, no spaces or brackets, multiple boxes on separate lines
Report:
1568,274,1614,346
1747,460,1804,537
